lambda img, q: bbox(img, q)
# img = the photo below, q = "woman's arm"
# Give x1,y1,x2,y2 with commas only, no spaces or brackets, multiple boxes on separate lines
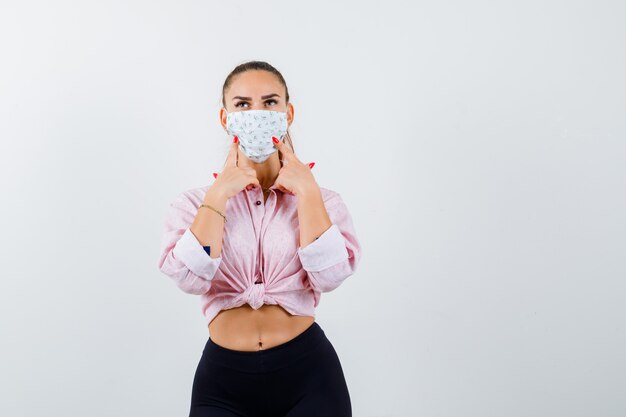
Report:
270,137,362,292
190,187,229,258
295,183,332,248
156,187,226,295
295,185,362,293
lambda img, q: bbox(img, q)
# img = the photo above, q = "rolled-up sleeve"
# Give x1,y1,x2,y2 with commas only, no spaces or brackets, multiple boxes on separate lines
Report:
297,192,362,293
157,192,222,295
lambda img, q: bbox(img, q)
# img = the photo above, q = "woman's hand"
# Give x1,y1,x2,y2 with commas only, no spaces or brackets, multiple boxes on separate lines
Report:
210,136,260,199
272,136,317,196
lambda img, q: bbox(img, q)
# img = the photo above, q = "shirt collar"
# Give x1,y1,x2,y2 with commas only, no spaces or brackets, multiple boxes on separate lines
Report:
243,184,281,193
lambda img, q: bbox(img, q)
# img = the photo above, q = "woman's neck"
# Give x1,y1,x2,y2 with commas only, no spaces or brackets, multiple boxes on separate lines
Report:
253,153,282,189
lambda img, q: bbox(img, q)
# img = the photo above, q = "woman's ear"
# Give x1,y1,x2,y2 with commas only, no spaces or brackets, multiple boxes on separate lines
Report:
286,102,294,127
219,107,228,131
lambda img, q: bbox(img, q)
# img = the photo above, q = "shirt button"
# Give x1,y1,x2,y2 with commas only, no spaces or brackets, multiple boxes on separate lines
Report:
255,201,262,205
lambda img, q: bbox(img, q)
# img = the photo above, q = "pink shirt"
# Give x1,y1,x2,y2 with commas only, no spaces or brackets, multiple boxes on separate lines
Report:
157,182,362,326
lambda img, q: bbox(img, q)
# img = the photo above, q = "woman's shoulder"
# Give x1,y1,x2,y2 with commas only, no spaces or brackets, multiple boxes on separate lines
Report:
169,184,212,208
317,185,341,202
316,186,351,211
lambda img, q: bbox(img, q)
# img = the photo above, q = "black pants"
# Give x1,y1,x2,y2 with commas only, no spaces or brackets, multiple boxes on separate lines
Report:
189,321,352,417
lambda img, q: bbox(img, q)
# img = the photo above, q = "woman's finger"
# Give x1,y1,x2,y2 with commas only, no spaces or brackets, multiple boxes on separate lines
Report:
224,137,239,168
237,147,253,169
272,136,296,162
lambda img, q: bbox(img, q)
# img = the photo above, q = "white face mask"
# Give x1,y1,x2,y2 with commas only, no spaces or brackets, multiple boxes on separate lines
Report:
225,109,288,163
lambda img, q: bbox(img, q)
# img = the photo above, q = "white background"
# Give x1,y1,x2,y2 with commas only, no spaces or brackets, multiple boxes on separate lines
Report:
1,1,624,416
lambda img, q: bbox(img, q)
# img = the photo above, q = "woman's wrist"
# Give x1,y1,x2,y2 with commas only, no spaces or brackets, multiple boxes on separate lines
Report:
204,185,228,207
294,179,320,198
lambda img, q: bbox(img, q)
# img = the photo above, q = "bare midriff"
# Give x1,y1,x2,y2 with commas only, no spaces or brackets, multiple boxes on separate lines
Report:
208,304,315,352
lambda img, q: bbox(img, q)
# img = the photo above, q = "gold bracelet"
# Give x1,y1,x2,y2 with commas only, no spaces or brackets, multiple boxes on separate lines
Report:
199,204,227,223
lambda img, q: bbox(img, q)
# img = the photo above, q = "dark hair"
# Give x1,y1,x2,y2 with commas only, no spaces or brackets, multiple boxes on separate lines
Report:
221,60,295,165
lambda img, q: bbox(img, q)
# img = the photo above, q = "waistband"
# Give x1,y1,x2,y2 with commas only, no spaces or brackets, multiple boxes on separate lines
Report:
204,321,327,373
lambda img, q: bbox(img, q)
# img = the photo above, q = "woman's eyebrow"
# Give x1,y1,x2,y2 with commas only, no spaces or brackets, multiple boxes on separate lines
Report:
232,93,281,101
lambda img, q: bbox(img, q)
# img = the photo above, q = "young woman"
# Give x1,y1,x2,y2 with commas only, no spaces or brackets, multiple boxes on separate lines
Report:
157,60,362,417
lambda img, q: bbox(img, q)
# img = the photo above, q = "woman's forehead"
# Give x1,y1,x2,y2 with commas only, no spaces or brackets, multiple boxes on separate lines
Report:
228,71,283,97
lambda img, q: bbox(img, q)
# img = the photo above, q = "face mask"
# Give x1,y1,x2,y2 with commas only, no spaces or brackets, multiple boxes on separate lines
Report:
225,109,288,163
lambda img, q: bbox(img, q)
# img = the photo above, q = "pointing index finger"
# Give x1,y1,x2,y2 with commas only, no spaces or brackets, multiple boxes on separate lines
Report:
273,136,294,161
236,147,252,168
224,138,239,168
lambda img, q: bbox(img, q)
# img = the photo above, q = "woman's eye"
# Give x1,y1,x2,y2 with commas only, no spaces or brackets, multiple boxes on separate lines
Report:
234,100,277,108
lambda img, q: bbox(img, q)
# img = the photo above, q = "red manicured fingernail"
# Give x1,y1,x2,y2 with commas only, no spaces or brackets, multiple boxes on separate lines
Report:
213,172,218,178
272,136,279,144
308,162,315,169
233,136,239,143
